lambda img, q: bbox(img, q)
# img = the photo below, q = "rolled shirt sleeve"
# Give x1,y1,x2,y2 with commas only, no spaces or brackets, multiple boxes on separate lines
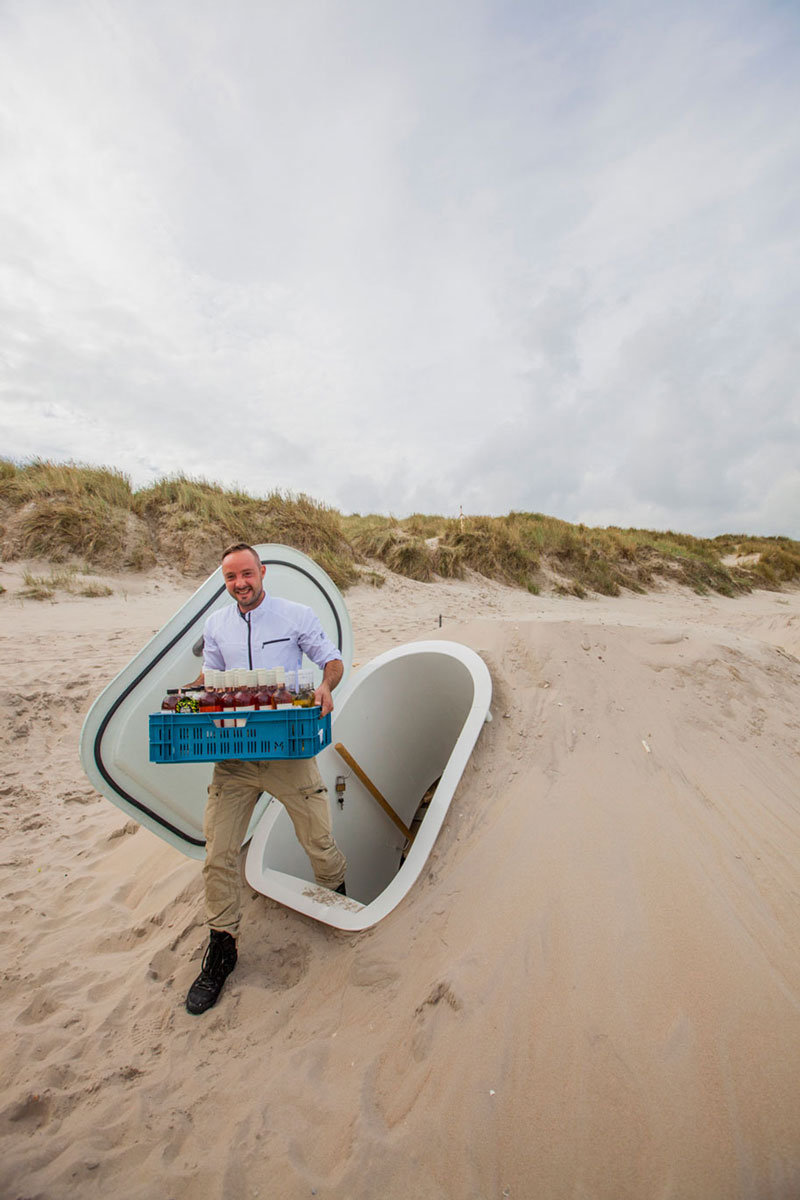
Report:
296,604,342,670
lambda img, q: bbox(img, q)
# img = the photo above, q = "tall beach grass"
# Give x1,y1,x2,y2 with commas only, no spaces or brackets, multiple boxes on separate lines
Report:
1,458,798,597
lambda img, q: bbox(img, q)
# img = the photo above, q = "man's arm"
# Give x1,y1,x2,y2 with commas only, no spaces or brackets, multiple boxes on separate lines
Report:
314,658,343,716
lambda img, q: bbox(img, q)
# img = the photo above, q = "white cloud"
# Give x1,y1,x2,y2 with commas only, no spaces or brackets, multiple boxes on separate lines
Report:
0,0,798,535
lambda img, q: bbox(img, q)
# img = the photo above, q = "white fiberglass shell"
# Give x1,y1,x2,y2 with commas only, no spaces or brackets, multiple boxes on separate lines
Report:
79,545,353,858
245,640,492,931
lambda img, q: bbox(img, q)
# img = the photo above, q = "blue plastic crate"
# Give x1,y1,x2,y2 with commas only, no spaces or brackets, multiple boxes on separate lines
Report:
149,708,331,763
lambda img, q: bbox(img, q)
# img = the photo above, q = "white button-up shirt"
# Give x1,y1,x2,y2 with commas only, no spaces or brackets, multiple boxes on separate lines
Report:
202,593,342,674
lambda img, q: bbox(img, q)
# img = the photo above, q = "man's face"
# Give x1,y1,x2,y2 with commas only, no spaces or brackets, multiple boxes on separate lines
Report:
222,549,266,611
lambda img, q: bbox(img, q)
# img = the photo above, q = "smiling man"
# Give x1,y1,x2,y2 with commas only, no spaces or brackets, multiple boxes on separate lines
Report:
185,542,346,1016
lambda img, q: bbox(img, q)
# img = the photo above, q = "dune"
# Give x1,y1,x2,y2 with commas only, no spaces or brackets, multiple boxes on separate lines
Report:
2,558,800,1199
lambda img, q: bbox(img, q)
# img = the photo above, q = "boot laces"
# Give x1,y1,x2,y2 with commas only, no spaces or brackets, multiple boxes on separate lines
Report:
198,935,234,983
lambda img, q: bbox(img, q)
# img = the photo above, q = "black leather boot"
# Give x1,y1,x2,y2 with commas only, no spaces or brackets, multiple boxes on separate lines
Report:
186,930,238,1015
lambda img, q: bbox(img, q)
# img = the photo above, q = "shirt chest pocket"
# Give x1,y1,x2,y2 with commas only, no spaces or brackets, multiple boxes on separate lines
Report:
256,634,302,671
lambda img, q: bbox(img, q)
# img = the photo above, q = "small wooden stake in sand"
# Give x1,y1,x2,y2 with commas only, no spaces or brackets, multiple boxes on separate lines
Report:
334,742,414,843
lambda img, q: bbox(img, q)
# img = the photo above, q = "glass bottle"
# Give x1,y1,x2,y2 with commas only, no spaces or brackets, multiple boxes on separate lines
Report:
161,689,180,714
234,681,256,714
198,685,221,713
219,680,237,727
293,669,316,707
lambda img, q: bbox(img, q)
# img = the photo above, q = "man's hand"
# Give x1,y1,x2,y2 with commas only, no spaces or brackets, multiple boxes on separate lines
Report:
314,659,343,716
314,681,334,716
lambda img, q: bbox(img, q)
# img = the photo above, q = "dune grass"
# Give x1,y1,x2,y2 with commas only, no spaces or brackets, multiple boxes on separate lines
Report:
19,568,76,601
1,460,358,589
8,498,129,567
0,458,133,507
1,457,798,598
133,475,358,588
341,510,800,598
17,566,113,601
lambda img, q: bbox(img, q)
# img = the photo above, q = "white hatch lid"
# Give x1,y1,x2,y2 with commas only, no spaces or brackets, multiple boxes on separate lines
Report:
79,545,353,859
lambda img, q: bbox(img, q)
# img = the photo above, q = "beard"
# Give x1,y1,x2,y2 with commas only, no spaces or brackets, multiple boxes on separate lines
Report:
230,580,264,610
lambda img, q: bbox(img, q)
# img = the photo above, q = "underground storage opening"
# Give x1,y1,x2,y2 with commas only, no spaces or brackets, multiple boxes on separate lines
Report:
245,641,492,931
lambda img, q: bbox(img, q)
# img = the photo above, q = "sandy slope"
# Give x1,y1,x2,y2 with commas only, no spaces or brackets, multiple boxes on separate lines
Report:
1,560,800,1200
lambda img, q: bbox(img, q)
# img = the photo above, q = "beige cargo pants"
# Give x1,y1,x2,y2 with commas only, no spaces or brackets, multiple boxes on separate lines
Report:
202,757,347,937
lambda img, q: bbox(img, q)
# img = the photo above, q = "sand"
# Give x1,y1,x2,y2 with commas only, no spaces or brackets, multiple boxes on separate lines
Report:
2,559,800,1200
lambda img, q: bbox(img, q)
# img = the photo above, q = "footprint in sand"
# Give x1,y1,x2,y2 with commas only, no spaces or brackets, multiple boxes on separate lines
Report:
15,993,61,1026
1,1090,53,1130
410,980,462,1062
245,941,310,991
350,957,401,988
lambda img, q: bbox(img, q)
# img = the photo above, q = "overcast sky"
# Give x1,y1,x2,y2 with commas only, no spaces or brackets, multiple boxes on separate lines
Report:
1,0,798,536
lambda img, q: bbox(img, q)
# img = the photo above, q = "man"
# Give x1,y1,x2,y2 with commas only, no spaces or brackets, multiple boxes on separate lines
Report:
186,542,347,1015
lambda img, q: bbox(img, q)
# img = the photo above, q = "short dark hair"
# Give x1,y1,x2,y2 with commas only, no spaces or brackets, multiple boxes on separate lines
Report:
220,542,261,568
